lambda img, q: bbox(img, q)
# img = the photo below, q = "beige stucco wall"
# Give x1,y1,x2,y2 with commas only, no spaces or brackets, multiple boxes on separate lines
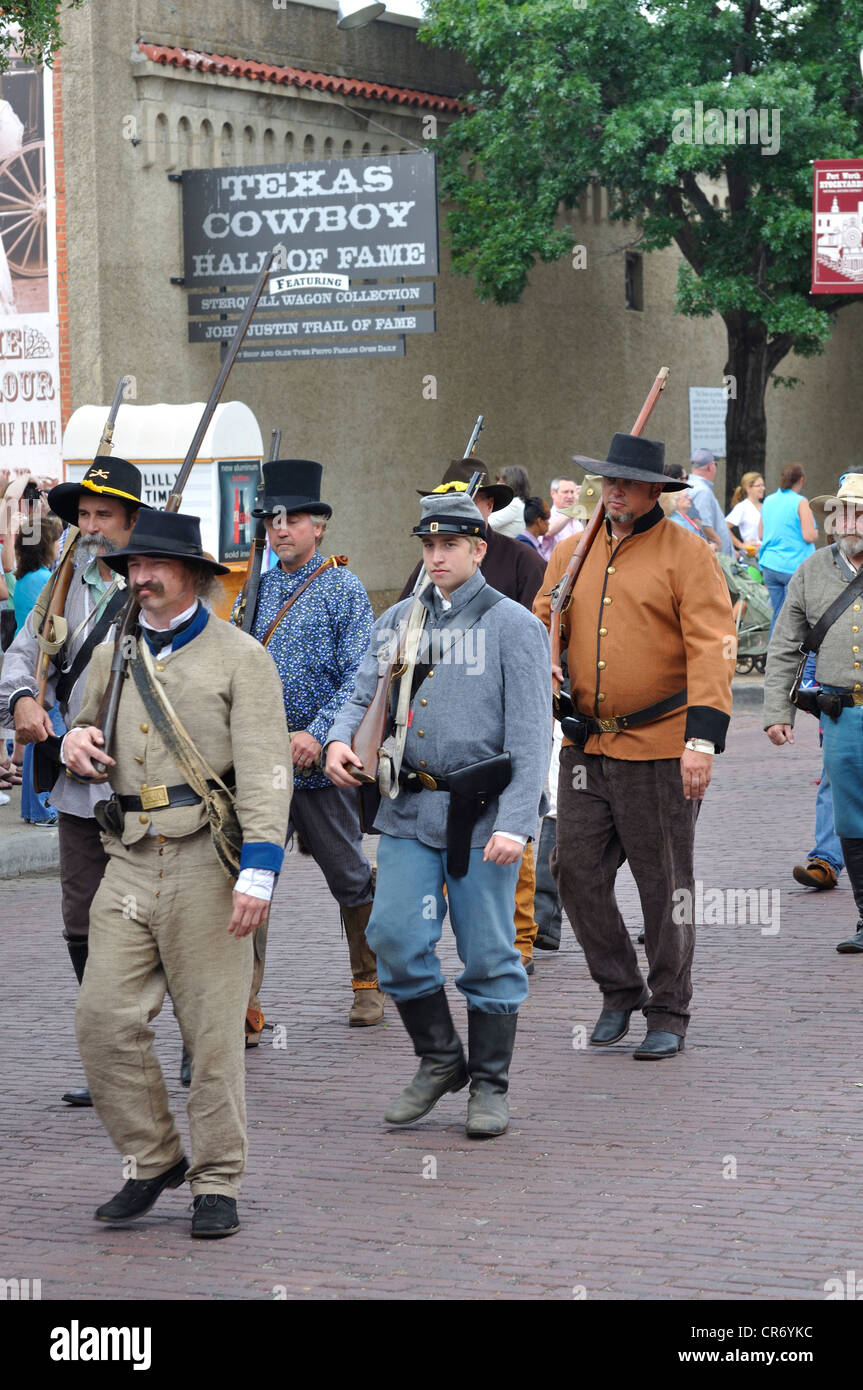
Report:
59,0,863,605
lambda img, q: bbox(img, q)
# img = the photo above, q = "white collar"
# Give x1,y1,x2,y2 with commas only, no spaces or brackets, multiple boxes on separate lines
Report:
140,600,198,633
434,587,453,611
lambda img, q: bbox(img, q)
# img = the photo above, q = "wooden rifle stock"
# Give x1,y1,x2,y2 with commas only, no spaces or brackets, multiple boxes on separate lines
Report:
91,255,275,775
351,437,486,783
237,427,281,633
34,375,129,704
550,367,669,700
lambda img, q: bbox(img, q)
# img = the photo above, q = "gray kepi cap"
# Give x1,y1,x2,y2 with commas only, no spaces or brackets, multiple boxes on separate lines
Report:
412,491,488,539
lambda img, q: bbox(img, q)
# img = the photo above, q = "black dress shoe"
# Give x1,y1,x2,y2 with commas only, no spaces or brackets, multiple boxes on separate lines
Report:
534,931,560,952
590,991,650,1046
633,1030,685,1060
179,1047,192,1086
836,925,863,954
62,1087,93,1107
191,1194,240,1238
94,1155,188,1223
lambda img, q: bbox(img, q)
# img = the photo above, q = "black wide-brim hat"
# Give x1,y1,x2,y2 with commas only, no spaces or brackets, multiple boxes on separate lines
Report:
252,459,332,519
572,433,686,491
103,510,230,577
416,459,514,512
48,456,152,528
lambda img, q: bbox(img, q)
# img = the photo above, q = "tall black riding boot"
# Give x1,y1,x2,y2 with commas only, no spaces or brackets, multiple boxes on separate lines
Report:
62,937,93,1107
837,838,863,952
384,988,468,1125
465,1010,518,1139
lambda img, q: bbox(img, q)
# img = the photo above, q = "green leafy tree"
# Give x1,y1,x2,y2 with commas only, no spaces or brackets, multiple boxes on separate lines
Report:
421,0,863,501
0,2,86,72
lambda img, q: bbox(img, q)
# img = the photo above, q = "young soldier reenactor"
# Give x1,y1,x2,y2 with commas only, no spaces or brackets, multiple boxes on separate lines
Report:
326,492,551,1138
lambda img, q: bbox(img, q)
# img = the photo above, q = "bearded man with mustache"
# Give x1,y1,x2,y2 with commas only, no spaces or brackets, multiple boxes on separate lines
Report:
765,472,863,954
0,457,146,1106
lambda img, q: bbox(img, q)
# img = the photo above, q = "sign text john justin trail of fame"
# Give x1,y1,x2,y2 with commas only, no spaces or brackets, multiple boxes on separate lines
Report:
811,159,863,294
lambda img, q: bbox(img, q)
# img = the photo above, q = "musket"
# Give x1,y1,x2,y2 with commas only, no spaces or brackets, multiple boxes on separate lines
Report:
353,442,487,783
235,428,281,633
91,252,275,776
550,367,670,712
409,414,485,600
33,375,129,703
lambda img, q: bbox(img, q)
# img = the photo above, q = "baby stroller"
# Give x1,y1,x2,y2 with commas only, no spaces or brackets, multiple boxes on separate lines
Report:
718,553,771,674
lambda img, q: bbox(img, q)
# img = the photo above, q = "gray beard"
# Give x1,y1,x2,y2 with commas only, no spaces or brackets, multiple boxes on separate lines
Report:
838,535,863,559
76,534,119,564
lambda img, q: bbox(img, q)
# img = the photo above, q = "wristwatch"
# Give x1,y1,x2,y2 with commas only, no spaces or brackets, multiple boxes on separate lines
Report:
685,737,715,755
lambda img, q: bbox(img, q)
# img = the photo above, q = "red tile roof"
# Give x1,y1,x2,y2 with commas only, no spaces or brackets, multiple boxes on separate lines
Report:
136,42,468,114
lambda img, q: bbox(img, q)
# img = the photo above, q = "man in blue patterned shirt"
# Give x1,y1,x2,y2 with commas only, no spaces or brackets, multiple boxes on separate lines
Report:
235,459,381,1028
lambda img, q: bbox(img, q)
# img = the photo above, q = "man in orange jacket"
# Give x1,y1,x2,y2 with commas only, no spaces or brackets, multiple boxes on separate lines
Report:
534,433,735,1058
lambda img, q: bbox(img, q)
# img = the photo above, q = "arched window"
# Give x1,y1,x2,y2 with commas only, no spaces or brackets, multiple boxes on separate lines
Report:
342,139,353,158
220,122,234,165
303,133,315,159
177,115,192,167
284,130,294,159
323,136,334,158
199,119,214,165
243,125,256,163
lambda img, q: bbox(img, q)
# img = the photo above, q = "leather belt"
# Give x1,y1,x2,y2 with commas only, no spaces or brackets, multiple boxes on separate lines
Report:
119,778,228,813
399,766,450,793
582,689,686,736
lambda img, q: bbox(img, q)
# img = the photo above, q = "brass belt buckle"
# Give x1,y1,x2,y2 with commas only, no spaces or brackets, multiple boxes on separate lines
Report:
597,717,620,733
417,771,438,790
140,783,170,810
853,693,863,707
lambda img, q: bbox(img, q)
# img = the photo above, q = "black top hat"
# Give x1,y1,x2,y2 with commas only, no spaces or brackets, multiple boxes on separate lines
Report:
103,510,230,577
416,459,514,512
252,460,332,519
48,456,151,528
571,434,685,490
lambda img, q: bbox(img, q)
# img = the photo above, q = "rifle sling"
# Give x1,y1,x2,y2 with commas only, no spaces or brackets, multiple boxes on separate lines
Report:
407,586,505,700
129,639,242,883
55,587,127,706
802,546,863,653
261,555,349,646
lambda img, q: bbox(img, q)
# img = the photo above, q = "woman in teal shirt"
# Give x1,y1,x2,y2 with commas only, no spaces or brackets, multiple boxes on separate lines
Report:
759,463,817,634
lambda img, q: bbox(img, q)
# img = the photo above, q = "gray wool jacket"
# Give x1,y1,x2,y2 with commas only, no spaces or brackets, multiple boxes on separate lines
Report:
763,544,863,728
0,563,124,817
326,569,552,848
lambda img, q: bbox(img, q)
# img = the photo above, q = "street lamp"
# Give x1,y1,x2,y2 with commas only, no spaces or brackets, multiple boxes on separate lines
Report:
337,1,386,28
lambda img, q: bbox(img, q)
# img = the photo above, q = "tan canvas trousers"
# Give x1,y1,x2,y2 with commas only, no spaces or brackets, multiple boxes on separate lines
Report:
76,827,253,1197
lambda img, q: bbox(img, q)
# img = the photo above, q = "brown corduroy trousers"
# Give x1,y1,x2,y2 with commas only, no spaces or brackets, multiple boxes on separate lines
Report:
552,746,699,1037
76,827,252,1197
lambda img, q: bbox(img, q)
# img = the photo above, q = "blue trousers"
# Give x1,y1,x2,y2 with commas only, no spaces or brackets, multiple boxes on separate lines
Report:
821,701,863,838
761,565,793,637
20,704,65,824
366,835,527,1014
808,763,843,873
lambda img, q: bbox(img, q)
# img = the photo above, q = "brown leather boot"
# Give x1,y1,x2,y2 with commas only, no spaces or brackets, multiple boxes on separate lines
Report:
341,903,385,1026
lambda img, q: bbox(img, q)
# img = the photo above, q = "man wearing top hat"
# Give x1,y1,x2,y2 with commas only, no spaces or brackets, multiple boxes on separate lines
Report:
62,510,291,1237
534,434,734,1059
0,456,147,1107
326,492,551,1137
235,459,380,1028
764,473,863,954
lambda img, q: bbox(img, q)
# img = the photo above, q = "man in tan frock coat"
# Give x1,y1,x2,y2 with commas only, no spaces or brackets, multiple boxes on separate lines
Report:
63,511,291,1238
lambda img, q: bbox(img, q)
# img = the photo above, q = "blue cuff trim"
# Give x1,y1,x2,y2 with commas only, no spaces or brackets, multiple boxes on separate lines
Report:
240,841,284,874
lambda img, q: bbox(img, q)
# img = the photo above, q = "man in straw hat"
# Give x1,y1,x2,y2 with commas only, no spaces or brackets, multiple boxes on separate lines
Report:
764,472,863,953
0,456,148,1107
239,458,381,1030
326,491,551,1137
534,433,735,1059
61,510,291,1237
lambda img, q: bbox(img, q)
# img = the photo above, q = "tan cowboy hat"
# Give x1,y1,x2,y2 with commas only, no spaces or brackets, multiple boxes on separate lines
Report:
810,473,863,528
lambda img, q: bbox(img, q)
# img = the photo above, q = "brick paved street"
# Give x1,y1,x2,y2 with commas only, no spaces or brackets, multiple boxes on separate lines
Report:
2,706,862,1303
